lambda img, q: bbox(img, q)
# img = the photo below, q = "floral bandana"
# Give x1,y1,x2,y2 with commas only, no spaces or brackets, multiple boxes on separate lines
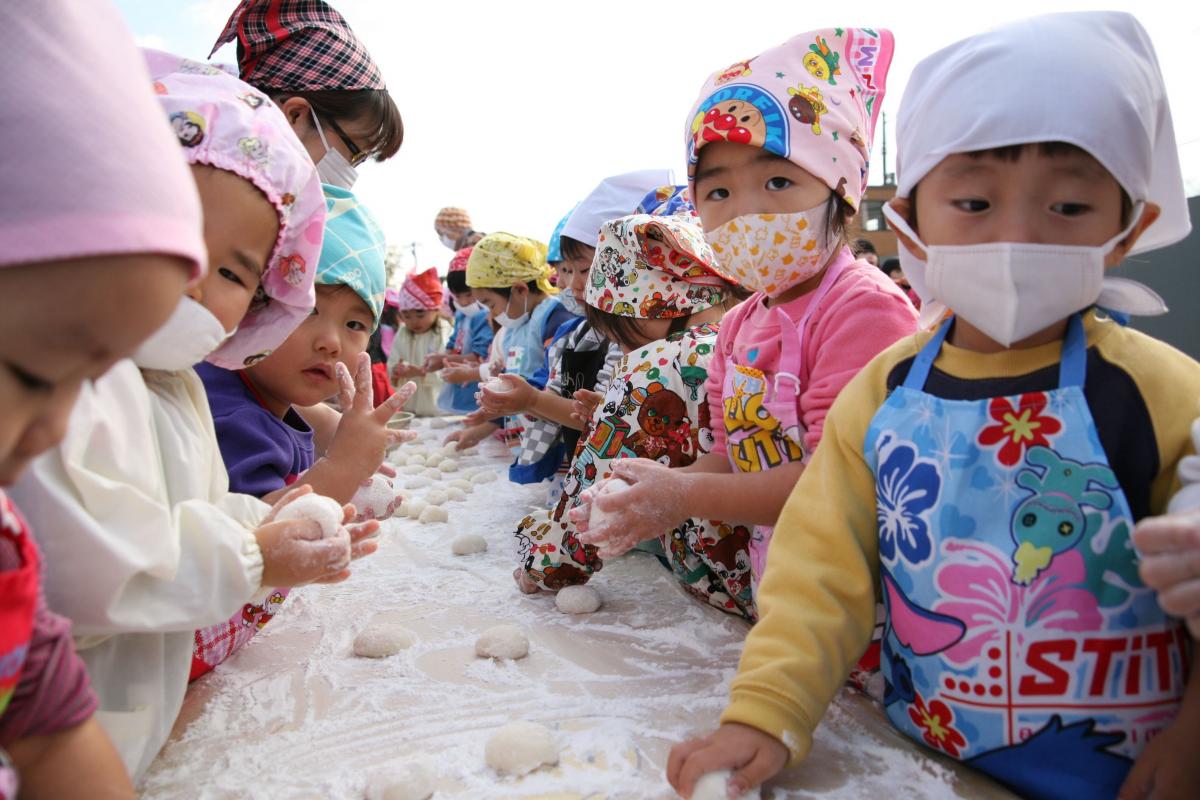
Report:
448,246,473,273
684,27,894,214
586,214,733,319
397,267,444,311
148,51,326,368
465,232,555,294
705,205,827,297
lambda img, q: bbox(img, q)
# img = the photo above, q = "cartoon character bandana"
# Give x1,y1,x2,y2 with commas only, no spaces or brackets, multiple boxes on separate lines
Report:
684,27,894,214
586,214,733,319
149,52,326,368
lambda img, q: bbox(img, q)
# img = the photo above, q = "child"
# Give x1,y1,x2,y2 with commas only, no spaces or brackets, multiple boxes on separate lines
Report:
0,6,201,796
435,206,476,250
579,28,916,605
365,290,400,407
514,212,757,618
387,267,453,416
667,14,1200,800
447,234,576,458
11,61,374,780
429,247,495,414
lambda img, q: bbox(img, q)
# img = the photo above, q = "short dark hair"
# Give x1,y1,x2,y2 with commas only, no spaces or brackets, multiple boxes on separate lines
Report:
558,236,595,263
272,89,402,162
851,238,877,257
584,305,692,351
880,256,901,273
480,280,541,299
446,270,469,295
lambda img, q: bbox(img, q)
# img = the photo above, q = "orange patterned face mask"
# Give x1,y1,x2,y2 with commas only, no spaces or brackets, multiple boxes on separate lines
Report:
704,205,828,297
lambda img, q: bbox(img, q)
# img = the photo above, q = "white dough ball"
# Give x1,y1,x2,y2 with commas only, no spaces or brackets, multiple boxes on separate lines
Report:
422,468,443,480
448,479,473,493
484,721,558,776
423,453,445,468
474,624,529,660
351,476,399,522
353,623,416,658
418,506,449,524
589,476,633,529
398,464,424,475
691,770,761,800
451,534,487,555
482,376,513,394
429,417,451,430
405,476,433,491
438,459,459,473
555,585,602,615
274,494,343,538
403,500,427,519
364,763,433,800
406,454,427,467
446,487,466,502
424,490,449,507
471,470,497,485
441,442,460,455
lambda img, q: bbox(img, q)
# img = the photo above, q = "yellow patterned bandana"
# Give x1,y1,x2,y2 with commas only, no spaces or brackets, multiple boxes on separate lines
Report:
465,232,556,294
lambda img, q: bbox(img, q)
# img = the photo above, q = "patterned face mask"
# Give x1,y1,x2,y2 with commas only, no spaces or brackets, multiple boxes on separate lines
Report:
704,203,829,297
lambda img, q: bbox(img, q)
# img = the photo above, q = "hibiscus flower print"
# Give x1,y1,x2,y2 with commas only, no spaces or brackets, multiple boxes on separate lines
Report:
908,692,968,758
876,437,942,568
976,392,1063,468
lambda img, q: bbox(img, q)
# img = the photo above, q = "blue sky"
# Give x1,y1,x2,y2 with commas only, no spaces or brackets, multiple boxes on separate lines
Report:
115,1,1200,279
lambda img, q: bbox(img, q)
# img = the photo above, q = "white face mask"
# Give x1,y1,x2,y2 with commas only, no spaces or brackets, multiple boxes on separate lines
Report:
495,293,530,329
459,301,486,318
558,289,582,316
439,232,460,250
310,109,358,190
704,203,831,297
882,202,1163,346
134,296,231,371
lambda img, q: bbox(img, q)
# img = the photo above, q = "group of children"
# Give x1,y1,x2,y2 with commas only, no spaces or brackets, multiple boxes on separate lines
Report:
1,2,1199,800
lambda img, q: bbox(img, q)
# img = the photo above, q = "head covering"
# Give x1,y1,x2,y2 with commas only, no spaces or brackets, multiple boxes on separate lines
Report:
211,0,385,91
685,27,894,213
546,207,578,263
148,53,328,369
384,287,401,309
466,233,555,294
586,214,734,319
434,207,473,236
448,246,474,273
636,185,697,218
397,267,444,311
0,2,203,275
893,11,1188,255
316,185,387,327
560,170,674,248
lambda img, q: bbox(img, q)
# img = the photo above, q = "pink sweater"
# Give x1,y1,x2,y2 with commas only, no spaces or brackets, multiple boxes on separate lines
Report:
707,256,918,457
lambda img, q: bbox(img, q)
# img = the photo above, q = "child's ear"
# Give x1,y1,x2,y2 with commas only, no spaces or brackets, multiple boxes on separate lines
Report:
885,197,927,261
511,282,528,298
1105,202,1162,269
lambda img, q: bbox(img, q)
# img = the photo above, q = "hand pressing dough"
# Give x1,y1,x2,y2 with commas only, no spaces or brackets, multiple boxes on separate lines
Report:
438,459,459,473
471,470,497,485
589,476,632,530
555,585,602,615
482,377,513,394
353,623,416,658
423,489,449,507
448,479,473,494
274,494,342,538
445,487,467,503
441,442,460,455
691,770,761,800
451,534,487,555
418,506,449,524
484,721,558,776
474,624,528,660
364,763,433,800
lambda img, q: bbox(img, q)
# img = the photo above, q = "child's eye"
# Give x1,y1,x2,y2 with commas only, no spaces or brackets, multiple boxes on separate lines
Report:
1050,202,1091,216
705,187,730,201
347,320,368,332
218,267,246,287
765,177,792,191
952,199,990,213
7,362,52,393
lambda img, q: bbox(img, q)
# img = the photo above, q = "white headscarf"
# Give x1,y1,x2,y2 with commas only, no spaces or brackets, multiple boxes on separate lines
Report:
560,169,673,248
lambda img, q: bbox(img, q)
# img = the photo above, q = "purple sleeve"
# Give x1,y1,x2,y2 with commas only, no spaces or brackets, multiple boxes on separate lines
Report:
211,410,296,498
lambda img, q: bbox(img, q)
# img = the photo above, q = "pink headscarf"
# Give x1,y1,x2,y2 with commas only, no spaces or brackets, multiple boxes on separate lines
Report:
0,2,204,276
397,268,444,311
146,51,327,368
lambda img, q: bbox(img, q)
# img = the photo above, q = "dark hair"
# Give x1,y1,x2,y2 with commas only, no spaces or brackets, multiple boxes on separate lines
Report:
851,238,877,257
272,89,402,162
584,305,694,351
880,256,901,273
822,192,855,252
558,236,595,263
380,305,400,329
480,280,541,299
446,270,469,295
910,142,1132,226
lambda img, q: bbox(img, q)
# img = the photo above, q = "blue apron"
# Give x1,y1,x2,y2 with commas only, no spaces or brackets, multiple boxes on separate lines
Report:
865,314,1187,800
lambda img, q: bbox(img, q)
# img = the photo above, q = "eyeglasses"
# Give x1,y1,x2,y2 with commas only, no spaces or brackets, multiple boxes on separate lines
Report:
318,113,370,167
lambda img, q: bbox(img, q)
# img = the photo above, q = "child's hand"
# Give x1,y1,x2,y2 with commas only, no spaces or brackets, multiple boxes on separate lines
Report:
571,389,603,424
329,354,418,477
667,723,789,799
391,360,425,382
1118,704,1200,799
443,421,496,452
477,374,535,417
255,485,353,586
423,352,448,372
1133,510,1200,637
440,363,480,384
572,459,688,557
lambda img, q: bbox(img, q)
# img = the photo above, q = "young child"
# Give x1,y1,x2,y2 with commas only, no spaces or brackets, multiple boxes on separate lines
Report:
667,14,1200,800
387,267,452,416
447,233,576,458
0,6,202,796
579,28,916,605
427,247,495,414
513,212,758,617
365,290,400,407
11,61,375,780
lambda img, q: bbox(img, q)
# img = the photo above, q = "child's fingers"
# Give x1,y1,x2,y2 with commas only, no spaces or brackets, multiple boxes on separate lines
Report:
729,747,784,798
314,569,352,585
377,463,397,479
666,736,713,792
1155,576,1200,619
1139,549,1200,591
1132,512,1200,555
335,361,356,408
350,538,380,560
263,483,314,523
609,458,657,485
674,745,737,800
386,429,420,448
352,353,372,410
347,520,380,543
374,381,418,422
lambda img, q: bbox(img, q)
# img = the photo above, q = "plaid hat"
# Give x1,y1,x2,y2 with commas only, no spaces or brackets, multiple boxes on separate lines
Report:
211,0,385,91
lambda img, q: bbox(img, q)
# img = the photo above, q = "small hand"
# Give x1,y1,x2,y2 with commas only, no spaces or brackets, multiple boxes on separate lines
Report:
571,389,603,425
667,723,789,799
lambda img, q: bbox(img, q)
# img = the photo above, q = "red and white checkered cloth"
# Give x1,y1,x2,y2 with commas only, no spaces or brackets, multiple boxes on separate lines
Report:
211,0,385,91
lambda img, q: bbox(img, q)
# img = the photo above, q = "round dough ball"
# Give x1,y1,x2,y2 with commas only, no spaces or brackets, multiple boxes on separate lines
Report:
423,453,445,469
589,476,633,530
403,499,427,519
398,464,424,476
364,763,433,800
474,624,529,660
691,770,761,800
274,494,343,538
429,417,451,430
471,470,497,485
555,585,602,615
451,533,487,555
484,721,558,776
441,442,461,455
353,623,416,658
418,506,449,525
421,468,443,480
405,476,433,491
424,490,449,507
438,459,459,473
406,454,427,467
482,376,513,394
445,487,466,502
448,479,473,494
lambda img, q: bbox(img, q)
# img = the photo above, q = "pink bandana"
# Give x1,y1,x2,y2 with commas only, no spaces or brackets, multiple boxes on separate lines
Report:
397,267,444,311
